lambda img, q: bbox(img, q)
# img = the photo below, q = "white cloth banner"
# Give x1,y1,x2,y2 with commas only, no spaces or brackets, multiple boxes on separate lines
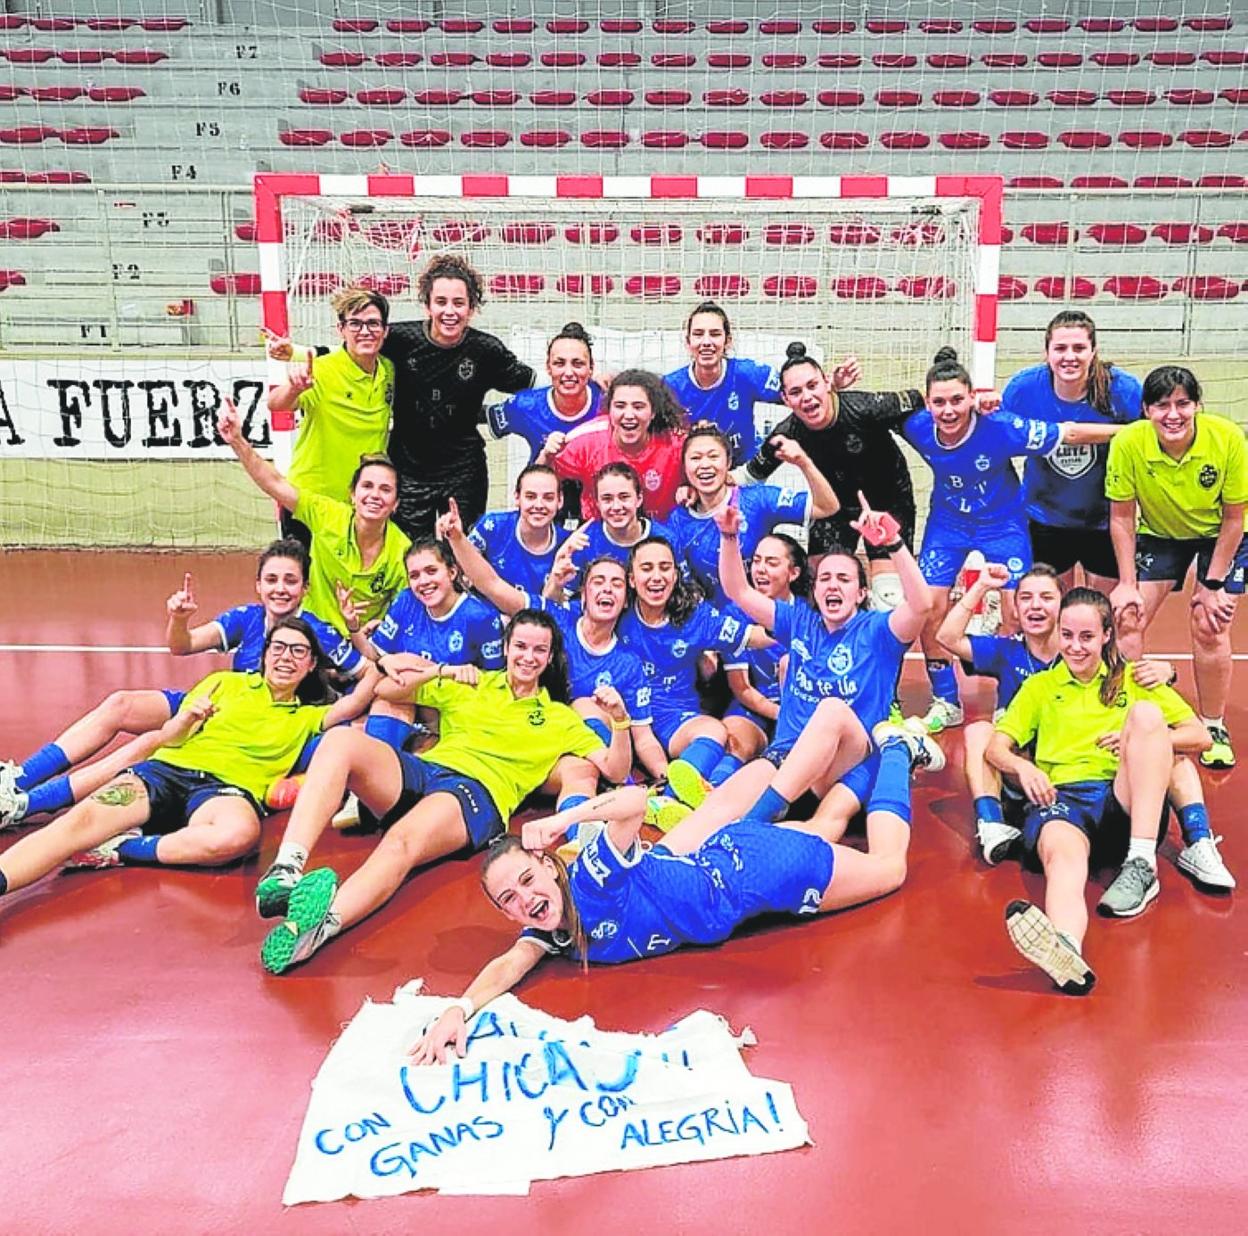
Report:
282,983,810,1204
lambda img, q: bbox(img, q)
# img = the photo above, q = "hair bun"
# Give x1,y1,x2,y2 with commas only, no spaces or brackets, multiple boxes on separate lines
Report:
785,341,807,360
560,321,589,340
932,345,959,365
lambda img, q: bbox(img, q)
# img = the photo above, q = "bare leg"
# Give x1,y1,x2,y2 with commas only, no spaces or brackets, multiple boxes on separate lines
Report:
1191,600,1236,721
964,720,1002,799
723,715,768,763
1036,820,1092,948
667,714,729,759
538,754,599,803
806,783,862,845
45,690,172,767
1111,702,1172,842
780,807,909,911
1116,580,1171,661
154,796,261,867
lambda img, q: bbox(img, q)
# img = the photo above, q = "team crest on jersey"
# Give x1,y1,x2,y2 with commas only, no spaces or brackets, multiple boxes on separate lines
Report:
457,357,475,382
643,468,662,491
826,644,853,676
728,392,740,411
595,670,613,688
591,920,618,940
1049,443,1096,478
1007,557,1023,573
843,433,864,454
975,453,991,473
483,638,502,659
671,639,689,659
369,572,388,594
385,383,394,404
449,631,464,653
1199,464,1219,489
528,707,547,727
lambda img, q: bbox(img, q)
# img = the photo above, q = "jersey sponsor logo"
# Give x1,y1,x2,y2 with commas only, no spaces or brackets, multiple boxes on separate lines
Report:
643,468,662,492
645,933,672,953
799,886,822,915
457,357,476,382
1025,420,1048,450
765,369,781,393
778,487,798,506
719,615,741,643
1199,464,1219,489
826,644,854,676
1048,443,1096,478
636,686,651,708
590,919,618,940
378,615,397,639
483,638,502,659
975,453,991,473
448,631,464,653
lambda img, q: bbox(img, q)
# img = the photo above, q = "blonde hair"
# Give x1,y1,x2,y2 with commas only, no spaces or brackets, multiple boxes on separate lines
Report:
331,285,389,324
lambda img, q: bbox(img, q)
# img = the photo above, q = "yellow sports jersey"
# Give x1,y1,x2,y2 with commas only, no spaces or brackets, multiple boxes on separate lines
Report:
996,660,1194,786
153,671,329,804
415,671,603,820
287,346,394,504
293,489,410,635
1105,414,1248,540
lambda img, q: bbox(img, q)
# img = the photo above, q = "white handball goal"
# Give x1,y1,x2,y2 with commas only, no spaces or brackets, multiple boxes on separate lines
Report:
258,172,1002,505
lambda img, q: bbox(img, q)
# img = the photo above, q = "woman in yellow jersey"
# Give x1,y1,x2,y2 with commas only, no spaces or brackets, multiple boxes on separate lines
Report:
217,399,411,635
988,589,1213,996
256,609,634,974
0,618,368,906
267,287,395,544
1107,365,1248,768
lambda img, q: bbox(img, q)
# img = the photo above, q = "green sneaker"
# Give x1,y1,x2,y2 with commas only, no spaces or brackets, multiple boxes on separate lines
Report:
1200,723,1235,770
255,862,301,919
261,868,339,975
1097,857,1159,918
921,698,964,734
666,759,712,809
644,794,693,833
1004,899,1096,995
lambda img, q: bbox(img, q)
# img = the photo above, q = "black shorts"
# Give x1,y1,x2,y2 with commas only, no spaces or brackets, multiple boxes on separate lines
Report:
1028,521,1119,579
395,461,488,542
129,759,263,832
810,501,917,562
1136,533,1248,594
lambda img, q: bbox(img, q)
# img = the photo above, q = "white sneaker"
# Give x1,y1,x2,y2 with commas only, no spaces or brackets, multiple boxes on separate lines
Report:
330,792,360,830
0,761,25,828
63,828,141,870
1176,835,1236,891
978,819,1022,866
872,717,947,773
922,698,964,734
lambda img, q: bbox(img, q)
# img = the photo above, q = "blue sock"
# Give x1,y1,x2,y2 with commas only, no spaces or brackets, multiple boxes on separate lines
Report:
584,717,611,745
25,776,74,817
292,733,322,774
365,714,415,754
974,795,1004,825
16,742,70,792
678,736,725,779
870,740,913,825
743,785,790,823
116,834,163,865
710,752,744,785
0,870,7,895
1177,802,1212,845
557,793,590,842
925,660,960,707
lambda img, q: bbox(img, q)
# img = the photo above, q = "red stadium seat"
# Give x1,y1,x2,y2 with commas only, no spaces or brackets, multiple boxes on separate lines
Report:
441,19,482,32
473,90,519,106
1199,175,1247,188
0,86,19,101
873,54,919,69
375,52,422,67
763,223,815,246
641,130,689,148
586,89,634,107
974,20,1016,33
1059,130,1112,149
361,224,419,252
764,275,818,299
319,51,365,67
1081,17,1126,32
1152,223,1214,245
933,91,980,107
898,276,956,299
761,131,809,149
698,223,749,245
1148,51,1197,66
598,52,640,67
1135,176,1194,188
705,89,749,107
234,222,256,241
818,54,862,69
653,19,694,33
1216,223,1248,243
299,87,348,105
545,19,586,33
1221,89,1248,104
531,90,575,107
1000,132,1050,149
652,53,696,68
990,90,1040,107
880,132,931,149
1120,131,1173,149
296,273,343,296
892,221,946,246
1025,18,1069,32
1093,52,1140,67
1104,276,1167,300
490,275,545,297
866,20,907,33
0,127,58,144
1203,51,1248,66
928,54,972,69
113,49,168,65
876,90,922,107
33,17,75,30
1037,52,1082,67
0,269,27,291
492,18,535,33
430,52,477,67
631,223,681,245
828,223,882,245
694,274,750,299
1009,176,1063,187
999,276,1028,300
763,54,807,69
4,48,57,62
564,223,619,244
646,90,692,106
624,274,681,297
707,19,749,34
761,91,809,108
500,223,555,245
982,53,1028,67
356,89,405,106
333,18,376,32
60,127,119,145
1107,90,1157,106
1167,89,1214,105
834,276,889,299
210,273,260,296
400,130,452,147
461,130,510,148
339,129,391,148
432,222,490,243
412,90,462,106
760,20,801,35
1023,223,1077,245
921,20,963,34
387,20,430,33
1188,16,1233,30
582,130,629,148
28,86,86,101
519,130,571,148
541,52,586,67
23,169,90,183
0,217,60,239
1180,130,1234,148
818,91,865,107
601,19,642,33
1135,17,1178,31
1088,223,1147,245
708,54,752,69
488,53,531,67
1035,276,1096,300
940,132,991,149
279,129,333,147
1071,176,1128,188
819,132,870,149
89,86,145,102
1048,90,1098,106
1175,276,1239,300
700,131,749,149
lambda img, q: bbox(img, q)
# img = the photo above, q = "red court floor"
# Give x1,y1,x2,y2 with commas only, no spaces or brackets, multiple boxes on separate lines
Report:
2,551,1246,1233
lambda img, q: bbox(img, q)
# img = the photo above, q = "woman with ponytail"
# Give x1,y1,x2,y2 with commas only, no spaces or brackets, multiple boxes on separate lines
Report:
1000,311,1142,592
987,588,1216,996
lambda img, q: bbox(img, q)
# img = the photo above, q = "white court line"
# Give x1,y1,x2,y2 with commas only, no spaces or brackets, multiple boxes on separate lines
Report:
2,643,1246,662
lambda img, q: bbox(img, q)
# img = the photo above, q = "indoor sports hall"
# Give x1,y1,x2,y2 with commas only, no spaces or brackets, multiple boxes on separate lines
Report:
2,2,1247,1231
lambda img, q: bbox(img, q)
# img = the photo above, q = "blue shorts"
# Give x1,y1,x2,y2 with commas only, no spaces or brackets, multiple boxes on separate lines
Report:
918,522,1032,589
1136,533,1248,595
1022,780,1128,858
724,699,775,741
386,752,502,851
129,759,262,832
160,688,186,715
652,702,703,751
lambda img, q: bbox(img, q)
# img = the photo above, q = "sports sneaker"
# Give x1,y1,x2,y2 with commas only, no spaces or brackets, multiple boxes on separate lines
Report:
255,861,302,919
261,868,339,975
666,760,713,810
644,794,693,833
264,775,305,812
922,698,964,734
1176,835,1236,891
1004,899,1096,995
63,828,141,871
872,717,947,774
978,819,1023,866
556,820,605,865
1200,724,1235,770
1098,856,1160,918
330,792,360,830
0,761,25,828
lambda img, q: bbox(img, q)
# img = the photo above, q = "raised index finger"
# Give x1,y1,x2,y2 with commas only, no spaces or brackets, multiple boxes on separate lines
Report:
857,490,874,516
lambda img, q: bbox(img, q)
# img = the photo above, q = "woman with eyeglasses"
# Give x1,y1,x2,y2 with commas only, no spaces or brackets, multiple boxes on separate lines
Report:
0,618,367,905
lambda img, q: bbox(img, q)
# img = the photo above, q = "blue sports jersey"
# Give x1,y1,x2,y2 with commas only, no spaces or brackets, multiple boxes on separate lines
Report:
1002,363,1142,530
370,589,504,667
965,634,1056,711
770,600,907,749
664,357,783,464
520,592,652,723
568,516,670,585
522,820,834,964
618,602,750,714
484,383,603,463
725,639,784,710
902,410,1063,533
213,604,363,676
667,485,810,608
468,509,570,595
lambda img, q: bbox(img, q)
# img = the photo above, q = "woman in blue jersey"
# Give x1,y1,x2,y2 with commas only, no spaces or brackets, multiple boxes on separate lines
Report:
485,321,603,521
1000,310,1142,594
903,347,1125,734
0,542,375,830
466,464,570,595
667,421,837,607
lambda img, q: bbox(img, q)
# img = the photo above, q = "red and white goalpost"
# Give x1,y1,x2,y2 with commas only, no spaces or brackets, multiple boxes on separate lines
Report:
252,171,1002,475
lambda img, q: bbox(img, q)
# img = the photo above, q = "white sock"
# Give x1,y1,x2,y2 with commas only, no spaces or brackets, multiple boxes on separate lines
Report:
1127,836,1158,871
1200,715,1226,731
275,841,309,871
